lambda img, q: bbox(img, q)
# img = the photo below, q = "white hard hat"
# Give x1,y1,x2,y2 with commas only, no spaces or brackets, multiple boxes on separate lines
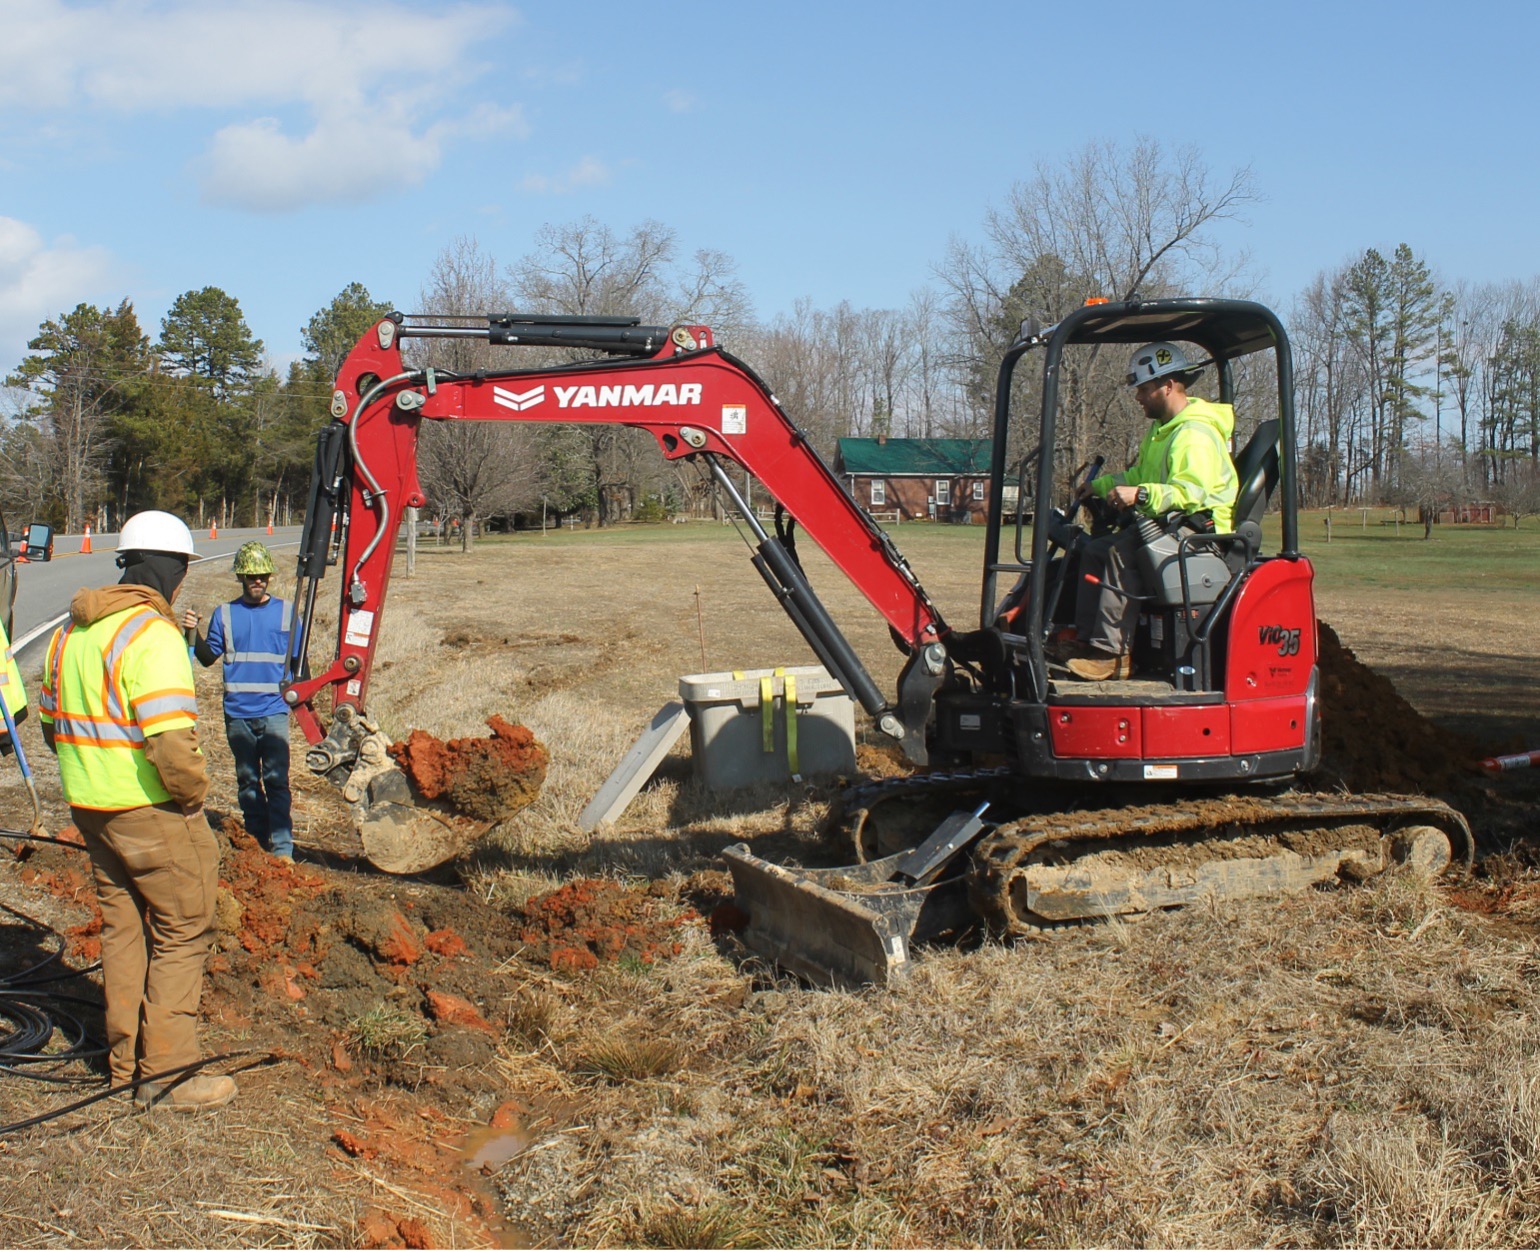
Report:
117,510,197,556
1126,341,1196,387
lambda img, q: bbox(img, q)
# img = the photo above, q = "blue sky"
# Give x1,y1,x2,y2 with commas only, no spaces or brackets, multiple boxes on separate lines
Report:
2,0,1537,374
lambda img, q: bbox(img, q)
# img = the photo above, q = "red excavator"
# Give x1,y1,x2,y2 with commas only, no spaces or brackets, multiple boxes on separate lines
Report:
283,299,1470,984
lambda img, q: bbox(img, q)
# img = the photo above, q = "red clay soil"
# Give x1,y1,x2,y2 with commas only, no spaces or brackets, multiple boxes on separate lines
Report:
516,878,698,973
1315,621,1484,795
389,715,549,823
11,814,705,1246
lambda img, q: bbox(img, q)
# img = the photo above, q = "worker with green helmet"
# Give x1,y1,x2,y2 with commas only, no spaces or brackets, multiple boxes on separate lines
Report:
1065,341,1240,682
182,540,301,859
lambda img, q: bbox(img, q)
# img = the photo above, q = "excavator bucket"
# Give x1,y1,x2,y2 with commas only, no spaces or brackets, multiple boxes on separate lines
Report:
354,764,493,875
720,843,975,987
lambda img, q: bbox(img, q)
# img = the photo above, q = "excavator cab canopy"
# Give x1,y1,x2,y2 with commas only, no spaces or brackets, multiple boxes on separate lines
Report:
978,296,1300,672
1050,299,1283,363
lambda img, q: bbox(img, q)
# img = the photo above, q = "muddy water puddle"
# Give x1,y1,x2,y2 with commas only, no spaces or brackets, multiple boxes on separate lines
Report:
458,1098,583,1248
462,1125,534,1171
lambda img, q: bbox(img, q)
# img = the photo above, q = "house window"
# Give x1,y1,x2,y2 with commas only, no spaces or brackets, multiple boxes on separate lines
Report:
972,480,985,501
935,480,950,505
870,481,886,506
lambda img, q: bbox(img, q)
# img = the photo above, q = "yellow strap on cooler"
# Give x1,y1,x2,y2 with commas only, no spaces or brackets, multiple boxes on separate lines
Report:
750,668,800,777
760,675,775,754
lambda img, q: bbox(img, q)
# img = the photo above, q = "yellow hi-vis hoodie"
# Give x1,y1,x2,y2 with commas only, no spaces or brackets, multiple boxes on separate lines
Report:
1090,396,1240,533
0,618,26,721
40,585,205,811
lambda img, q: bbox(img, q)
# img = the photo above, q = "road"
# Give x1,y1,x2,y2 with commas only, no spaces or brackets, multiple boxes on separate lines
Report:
10,526,304,662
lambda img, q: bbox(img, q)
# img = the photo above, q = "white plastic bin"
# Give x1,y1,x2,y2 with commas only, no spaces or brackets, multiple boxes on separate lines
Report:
678,665,856,789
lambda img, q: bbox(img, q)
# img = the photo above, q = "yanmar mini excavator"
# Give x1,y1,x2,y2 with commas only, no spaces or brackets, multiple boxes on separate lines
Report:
282,299,1471,985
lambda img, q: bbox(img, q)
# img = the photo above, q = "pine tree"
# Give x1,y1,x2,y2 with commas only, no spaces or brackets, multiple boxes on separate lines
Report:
157,287,266,399
5,299,150,529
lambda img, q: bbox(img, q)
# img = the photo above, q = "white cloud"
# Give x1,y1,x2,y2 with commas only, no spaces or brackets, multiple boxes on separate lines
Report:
198,103,528,214
0,0,527,212
0,216,117,371
663,89,699,114
520,156,611,195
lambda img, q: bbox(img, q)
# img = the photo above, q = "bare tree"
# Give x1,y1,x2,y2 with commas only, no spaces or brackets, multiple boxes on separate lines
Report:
1493,462,1540,526
937,138,1259,495
1292,265,1370,505
413,237,538,550
507,218,753,525
1391,453,1463,539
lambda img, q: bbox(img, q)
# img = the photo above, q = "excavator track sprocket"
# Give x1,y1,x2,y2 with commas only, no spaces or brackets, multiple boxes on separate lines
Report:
969,792,1474,935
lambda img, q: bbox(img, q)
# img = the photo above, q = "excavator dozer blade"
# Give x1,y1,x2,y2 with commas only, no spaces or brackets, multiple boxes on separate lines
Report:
355,766,492,875
721,843,975,987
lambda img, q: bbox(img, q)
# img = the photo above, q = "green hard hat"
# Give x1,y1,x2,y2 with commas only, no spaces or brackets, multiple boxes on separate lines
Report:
232,541,277,576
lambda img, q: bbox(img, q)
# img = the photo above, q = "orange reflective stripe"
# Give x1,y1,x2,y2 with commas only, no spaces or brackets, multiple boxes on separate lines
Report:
46,624,71,688
108,612,161,694
139,712,192,732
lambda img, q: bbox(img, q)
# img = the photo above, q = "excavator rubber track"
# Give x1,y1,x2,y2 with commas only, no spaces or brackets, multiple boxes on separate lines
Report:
969,791,1473,934
724,790,1473,987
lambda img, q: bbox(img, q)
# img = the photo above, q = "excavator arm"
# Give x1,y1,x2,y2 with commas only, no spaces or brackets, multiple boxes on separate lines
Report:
283,313,951,871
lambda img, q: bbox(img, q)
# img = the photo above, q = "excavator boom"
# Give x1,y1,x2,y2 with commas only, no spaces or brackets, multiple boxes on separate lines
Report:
284,314,949,871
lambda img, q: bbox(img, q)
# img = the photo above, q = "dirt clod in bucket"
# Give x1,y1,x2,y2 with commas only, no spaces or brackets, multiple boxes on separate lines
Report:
390,715,549,823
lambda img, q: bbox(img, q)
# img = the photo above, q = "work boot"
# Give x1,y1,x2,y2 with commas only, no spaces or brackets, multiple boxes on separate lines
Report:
1065,650,1133,682
135,1073,238,1112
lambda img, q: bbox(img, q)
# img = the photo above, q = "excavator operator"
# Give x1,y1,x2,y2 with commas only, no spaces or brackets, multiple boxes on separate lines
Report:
1063,341,1239,681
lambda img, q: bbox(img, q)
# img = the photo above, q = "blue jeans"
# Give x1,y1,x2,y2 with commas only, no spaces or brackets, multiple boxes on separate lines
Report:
224,713,293,858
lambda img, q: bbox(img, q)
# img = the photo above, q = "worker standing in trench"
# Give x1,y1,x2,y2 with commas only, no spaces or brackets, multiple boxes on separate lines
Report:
182,540,300,860
38,510,235,1111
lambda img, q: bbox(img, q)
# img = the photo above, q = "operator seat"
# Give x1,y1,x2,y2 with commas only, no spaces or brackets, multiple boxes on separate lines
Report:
1221,418,1281,573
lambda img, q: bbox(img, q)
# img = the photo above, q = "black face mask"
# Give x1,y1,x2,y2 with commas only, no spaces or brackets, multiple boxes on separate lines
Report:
117,550,190,603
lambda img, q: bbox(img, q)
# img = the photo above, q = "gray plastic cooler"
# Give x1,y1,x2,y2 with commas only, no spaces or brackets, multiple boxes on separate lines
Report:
678,665,856,788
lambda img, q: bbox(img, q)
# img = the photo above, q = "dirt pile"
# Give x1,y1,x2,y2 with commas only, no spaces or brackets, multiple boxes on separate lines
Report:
516,878,698,973
390,715,548,822
1315,621,1483,794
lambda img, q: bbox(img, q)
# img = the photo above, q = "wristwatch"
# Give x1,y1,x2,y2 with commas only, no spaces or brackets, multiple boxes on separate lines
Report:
1135,485,1150,508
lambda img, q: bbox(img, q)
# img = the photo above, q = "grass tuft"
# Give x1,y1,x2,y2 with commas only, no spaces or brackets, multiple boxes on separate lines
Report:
343,1001,429,1060
571,1035,683,1083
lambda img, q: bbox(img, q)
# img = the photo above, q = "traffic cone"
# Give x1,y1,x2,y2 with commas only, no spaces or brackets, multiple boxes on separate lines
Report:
209,520,218,539
266,517,273,536
80,523,92,554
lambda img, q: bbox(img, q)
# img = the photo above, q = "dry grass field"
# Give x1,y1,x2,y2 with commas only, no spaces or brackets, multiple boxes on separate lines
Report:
3,513,1540,1248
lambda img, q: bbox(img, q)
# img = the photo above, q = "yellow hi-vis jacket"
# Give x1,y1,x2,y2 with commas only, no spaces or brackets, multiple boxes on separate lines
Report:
1091,396,1240,533
39,586,199,810
0,618,27,721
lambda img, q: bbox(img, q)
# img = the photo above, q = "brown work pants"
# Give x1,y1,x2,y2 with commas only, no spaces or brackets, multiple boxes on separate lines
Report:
74,803,219,1088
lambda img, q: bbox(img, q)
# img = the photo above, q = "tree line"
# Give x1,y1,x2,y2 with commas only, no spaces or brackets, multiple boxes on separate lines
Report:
1,282,391,534
6,138,1537,541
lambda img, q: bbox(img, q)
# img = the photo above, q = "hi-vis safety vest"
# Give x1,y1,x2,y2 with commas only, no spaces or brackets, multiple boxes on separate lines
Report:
0,620,27,719
39,607,198,810
211,597,296,719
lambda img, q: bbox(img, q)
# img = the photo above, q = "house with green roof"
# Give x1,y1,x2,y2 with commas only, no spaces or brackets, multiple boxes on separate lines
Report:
834,436,993,523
